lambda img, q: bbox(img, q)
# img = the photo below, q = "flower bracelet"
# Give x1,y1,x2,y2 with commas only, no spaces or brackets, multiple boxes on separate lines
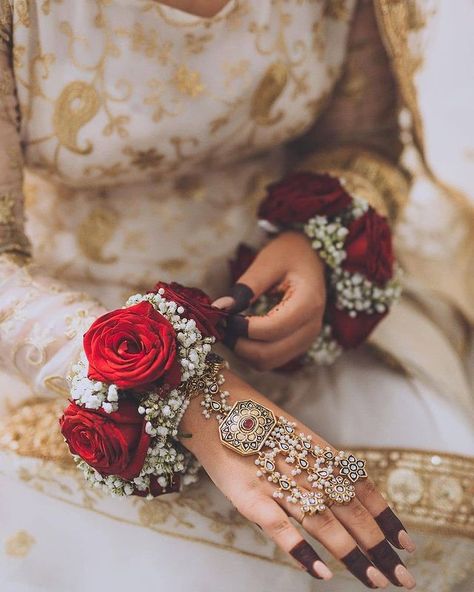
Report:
230,172,401,366
60,282,227,498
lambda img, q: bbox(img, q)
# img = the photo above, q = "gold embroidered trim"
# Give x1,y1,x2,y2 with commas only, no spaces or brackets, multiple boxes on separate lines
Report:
0,190,16,223
373,0,425,160
0,0,13,48
0,398,473,539
352,447,474,539
297,147,410,223
0,398,72,465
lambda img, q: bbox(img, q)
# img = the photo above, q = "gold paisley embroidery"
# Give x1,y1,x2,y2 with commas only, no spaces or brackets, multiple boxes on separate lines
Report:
13,342,47,370
4,530,36,557
53,81,101,155
41,0,64,16
250,61,288,126
84,162,127,179
184,32,213,54
373,1,427,158
0,0,12,45
0,192,15,224
123,146,165,170
0,64,14,96
172,64,205,97
76,205,119,263
14,0,30,28
323,0,351,21
43,376,69,397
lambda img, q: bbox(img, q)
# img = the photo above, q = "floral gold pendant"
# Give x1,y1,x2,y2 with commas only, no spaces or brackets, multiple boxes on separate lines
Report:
219,399,276,456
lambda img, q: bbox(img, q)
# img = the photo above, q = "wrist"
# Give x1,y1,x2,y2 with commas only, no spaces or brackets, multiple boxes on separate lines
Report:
179,369,247,456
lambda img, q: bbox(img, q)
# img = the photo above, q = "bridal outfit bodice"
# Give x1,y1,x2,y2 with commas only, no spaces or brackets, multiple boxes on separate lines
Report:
0,1,473,591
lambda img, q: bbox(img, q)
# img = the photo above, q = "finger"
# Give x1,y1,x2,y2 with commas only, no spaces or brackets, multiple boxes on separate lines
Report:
232,318,322,371
223,313,249,349
290,540,333,581
212,283,255,314
355,479,416,553
216,246,289,314
247,497,332,580
237,274,325,343
283,501,389,589
234,242,291,299
332,498,415,588
217,231,321,316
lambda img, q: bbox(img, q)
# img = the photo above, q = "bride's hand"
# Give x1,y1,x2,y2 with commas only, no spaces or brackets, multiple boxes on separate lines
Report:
213,231,326,370
180,370,416,589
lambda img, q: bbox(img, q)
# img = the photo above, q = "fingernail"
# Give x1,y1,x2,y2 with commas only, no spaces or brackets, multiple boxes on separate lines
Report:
212,296,235,310
290,541,326,580
313,560,333,580
375,508,407,550
229,283,254,313
226,314,249,338
398,530,416,553
367,566,390,589
223,314,249,349
368,539,405,586
394,565,416,589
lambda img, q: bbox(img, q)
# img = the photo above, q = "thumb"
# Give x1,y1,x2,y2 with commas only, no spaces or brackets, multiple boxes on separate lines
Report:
212,244,286,313
212,285,254,313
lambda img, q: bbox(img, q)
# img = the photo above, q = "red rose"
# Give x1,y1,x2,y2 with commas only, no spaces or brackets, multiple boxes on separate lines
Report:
152,282,227,341
84,301,180,390
59,399,150,480
328,303,386,349
229,243,257,283
258,172,352,225
343,209,394,286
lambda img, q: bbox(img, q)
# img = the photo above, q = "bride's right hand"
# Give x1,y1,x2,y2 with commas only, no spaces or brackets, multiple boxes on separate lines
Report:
180,369,416,589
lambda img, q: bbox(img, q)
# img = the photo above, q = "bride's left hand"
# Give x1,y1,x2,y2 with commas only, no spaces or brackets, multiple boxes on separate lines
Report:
213,231,326,370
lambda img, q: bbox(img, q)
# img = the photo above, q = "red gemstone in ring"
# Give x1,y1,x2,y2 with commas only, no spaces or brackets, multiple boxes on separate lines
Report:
241,417,256,431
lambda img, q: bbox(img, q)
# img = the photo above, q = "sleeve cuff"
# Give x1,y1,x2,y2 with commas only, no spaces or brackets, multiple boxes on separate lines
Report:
295,146,410,224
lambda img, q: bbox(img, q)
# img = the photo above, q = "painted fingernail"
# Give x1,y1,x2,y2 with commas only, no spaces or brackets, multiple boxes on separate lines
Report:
368,539,404,586
394,565,416,589
212,296,235,310
342,548,378,588
398,530,416,553
223,314,249,349
228,283,254,313
367,567,389,589
313,560,333,580
226,314,249,339
375,508,408,550
290,541,327,579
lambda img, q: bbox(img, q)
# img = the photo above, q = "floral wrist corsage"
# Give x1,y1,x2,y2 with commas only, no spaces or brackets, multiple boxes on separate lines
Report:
59,282,226,498
231,171,401,367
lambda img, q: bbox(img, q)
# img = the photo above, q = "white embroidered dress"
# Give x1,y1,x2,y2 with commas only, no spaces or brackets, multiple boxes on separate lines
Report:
0,1,472,591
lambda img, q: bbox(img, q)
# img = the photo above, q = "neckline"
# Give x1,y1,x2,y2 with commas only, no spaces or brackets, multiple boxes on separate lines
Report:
153,0,236,21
